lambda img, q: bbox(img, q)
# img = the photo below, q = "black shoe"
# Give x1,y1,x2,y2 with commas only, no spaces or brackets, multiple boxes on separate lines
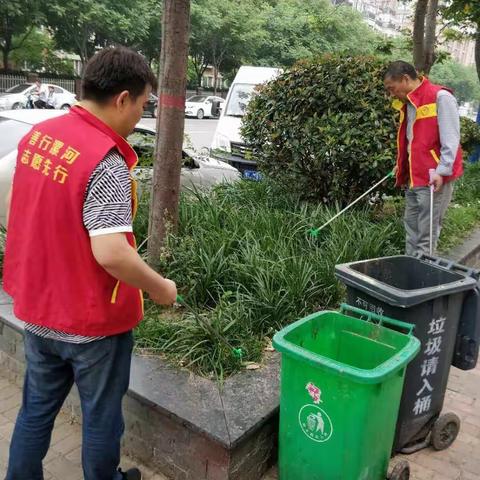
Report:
119,467,142,480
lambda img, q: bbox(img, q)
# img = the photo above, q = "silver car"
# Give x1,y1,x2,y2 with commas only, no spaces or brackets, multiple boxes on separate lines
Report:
0,109,240,226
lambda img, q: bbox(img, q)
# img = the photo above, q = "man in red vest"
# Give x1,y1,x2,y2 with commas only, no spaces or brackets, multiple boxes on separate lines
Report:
384,61,463,255
3,47,177,480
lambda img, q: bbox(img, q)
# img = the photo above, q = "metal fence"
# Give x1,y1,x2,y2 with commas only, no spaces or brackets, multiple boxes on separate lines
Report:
39,76,76,92
0,73,26,92
0,73,76,93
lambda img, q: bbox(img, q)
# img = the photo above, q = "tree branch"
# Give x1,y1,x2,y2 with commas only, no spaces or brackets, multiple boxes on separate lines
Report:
10,25,35,52
475,25,480,83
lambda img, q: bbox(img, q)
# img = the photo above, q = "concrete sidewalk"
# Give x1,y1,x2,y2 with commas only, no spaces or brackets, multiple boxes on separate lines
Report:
0,362,478,479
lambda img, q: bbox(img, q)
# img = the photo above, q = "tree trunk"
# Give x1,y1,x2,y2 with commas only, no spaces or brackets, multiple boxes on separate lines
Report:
2,49,9,71
413,0,429,72
2,33,12,71
423,0,439,74
196,71,202,94
147,0,190,269
213,67,218,96
476,26,480,84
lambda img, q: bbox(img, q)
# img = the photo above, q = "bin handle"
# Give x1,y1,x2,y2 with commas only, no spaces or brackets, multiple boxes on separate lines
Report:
414,252,480,280
340,303,415,335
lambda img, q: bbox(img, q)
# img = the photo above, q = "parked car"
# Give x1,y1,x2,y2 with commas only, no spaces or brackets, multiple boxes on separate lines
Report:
143,93,158,118
211,66,281,179
185,95,225,119
0,109,240,226
0,83,76,111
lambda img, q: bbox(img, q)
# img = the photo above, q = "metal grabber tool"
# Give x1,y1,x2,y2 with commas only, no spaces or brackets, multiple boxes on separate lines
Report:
429,168,436,256
309,170,395,237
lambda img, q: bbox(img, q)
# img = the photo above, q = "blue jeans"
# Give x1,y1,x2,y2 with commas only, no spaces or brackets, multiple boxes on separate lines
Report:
6,330,133,480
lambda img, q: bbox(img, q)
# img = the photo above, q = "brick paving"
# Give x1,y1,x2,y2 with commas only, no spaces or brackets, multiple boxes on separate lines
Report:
0,362,479,479
264,362,480,480
0,372,168,480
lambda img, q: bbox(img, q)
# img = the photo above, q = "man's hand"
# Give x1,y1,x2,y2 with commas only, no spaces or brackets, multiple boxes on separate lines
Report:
91,233,178,305
148,278,177,306
429,172,444,193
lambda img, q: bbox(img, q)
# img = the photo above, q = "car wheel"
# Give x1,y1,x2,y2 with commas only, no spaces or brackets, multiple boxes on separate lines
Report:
197,109,204,119
12,103,22,110
153,106,158,118
60,104,70,110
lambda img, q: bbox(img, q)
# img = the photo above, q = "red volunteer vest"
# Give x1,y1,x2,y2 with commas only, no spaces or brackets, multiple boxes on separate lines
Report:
394,77,463,188
3,106,144,336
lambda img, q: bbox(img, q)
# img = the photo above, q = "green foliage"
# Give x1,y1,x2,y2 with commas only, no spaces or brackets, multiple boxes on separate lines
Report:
443,0,480,82
444,1,480,27
189,0,265,89
132,0,162,64
134,179,404,378
438,201,480,252
10,28,74,75
188,0,381,86
430,60,480,104
133,163,480,378
374,34,413,62
452,160,480,204
438,164,480,251
241,55,398,204
0,0,43,69
460,116,480,157
255,0,380,67
44,0,159,68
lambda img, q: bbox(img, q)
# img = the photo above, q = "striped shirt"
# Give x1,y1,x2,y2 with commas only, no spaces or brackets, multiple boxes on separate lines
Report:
24,150,133,343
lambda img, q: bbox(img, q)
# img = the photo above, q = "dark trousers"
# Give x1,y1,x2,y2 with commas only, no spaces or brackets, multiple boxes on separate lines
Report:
5,330,133,480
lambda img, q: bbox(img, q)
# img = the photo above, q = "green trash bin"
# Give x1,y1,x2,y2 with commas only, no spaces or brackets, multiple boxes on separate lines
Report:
273,305,420,480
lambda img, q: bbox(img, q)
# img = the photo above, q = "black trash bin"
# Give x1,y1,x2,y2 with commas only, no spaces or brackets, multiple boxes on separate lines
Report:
335,254,478,454
414,253,480,371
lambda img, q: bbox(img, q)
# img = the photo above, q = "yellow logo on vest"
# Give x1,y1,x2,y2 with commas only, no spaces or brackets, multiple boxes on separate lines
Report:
416,103,437,120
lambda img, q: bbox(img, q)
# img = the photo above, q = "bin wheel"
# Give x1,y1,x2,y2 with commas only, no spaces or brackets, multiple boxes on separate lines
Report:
389,460,410,480
431,413,460,451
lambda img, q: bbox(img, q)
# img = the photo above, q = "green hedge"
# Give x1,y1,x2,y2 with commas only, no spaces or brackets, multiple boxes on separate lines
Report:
241,55,398,205
460,116,480,158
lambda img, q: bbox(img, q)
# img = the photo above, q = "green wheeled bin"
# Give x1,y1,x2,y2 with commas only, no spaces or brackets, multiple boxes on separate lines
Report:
273,305,420,480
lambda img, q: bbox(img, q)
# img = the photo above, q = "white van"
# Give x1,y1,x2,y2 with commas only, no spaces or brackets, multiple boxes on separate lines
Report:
210,66,281,179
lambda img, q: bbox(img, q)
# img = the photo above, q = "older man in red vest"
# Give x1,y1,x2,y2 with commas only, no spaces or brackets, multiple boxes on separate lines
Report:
384,61,463,255
3,47,176,480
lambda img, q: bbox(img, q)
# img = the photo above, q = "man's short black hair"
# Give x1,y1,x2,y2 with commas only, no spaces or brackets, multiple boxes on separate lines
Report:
384,61,418,81
82,47,157,103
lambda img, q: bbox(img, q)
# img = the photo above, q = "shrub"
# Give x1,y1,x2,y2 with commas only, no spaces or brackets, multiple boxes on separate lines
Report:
460,116,480,158
241,55,398,205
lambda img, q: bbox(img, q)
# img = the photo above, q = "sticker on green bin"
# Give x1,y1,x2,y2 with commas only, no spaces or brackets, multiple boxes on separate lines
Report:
299,404,333,443
299,382,333,443
306,382,322,404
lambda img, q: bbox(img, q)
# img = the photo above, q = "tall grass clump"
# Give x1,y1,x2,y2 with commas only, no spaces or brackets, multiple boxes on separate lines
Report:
134,179,404,379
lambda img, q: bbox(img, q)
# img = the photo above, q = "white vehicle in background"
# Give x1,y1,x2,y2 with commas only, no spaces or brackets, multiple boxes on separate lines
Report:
0,109,240,226
0,83,76,111
210,66,281,179
184,95,225,119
